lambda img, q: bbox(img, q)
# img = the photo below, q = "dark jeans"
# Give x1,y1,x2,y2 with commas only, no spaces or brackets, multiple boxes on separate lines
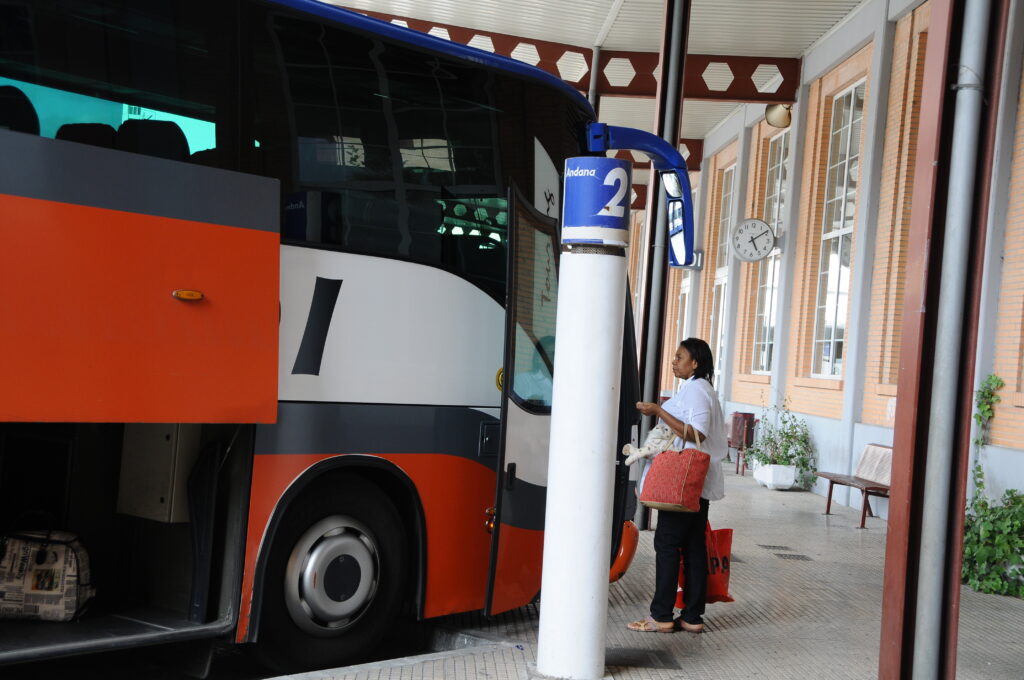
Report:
650,497,709,624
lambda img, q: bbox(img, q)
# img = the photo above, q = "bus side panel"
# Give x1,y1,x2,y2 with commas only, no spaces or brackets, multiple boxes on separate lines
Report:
377,453,494,616
0,193,279,422
278,246,505,408
237,452,495,642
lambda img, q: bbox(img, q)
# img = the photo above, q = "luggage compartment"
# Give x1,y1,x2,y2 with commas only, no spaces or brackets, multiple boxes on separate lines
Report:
0,422,253,665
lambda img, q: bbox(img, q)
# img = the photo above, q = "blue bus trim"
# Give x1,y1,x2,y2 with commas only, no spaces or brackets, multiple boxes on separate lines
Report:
264,0,595,116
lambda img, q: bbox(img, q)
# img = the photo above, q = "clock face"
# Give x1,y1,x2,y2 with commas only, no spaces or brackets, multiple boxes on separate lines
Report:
731,218,776,262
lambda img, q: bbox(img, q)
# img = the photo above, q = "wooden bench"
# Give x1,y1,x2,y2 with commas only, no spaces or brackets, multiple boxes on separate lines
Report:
817,444,892,529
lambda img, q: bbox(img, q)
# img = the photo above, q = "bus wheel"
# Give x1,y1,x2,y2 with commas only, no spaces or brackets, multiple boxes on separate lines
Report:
255,477,408,673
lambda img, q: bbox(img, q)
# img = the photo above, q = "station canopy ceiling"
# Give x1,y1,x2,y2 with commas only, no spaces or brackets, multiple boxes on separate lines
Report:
330,0,864,175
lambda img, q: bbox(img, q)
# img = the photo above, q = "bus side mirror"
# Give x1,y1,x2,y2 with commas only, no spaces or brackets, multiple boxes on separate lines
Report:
661,170,699,268
661,170,683,199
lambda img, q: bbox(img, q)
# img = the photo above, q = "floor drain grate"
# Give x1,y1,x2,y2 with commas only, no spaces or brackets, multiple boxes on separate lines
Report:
606,647,682,670
776,553,812,560
758,544,792,550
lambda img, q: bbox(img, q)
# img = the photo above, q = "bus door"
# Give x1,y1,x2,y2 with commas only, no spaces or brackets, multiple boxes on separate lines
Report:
485,186,559,615
0,130,280,424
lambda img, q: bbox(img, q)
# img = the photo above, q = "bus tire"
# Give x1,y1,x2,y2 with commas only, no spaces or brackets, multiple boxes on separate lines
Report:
254,476,409,673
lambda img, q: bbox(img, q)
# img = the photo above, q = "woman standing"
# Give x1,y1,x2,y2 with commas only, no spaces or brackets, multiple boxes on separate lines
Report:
626,337,727,634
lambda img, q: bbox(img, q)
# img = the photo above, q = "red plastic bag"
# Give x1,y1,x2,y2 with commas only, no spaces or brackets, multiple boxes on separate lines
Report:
639,448,710,512
676,522,734,606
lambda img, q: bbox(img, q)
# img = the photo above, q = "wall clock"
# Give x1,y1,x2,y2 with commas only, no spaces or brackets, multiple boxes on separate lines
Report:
731,218,776,261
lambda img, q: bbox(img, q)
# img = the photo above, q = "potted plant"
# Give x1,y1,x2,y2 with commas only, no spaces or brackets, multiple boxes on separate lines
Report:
744,405,817,490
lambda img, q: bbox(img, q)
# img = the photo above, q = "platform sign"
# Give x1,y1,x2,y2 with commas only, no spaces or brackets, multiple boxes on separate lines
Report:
561,157,632,247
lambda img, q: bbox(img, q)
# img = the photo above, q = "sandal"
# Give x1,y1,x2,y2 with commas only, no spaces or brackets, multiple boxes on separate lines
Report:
673,616,704,634
626,616,674,633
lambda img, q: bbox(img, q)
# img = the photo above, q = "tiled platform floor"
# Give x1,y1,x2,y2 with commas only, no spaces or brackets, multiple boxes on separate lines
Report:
282,463,1024,680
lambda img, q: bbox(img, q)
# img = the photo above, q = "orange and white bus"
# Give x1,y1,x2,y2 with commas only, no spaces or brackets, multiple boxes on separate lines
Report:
0,0,640,673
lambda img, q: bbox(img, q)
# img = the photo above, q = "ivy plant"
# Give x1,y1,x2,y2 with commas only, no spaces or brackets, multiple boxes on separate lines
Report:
743,404,817,489
962,466,1024,597
961,374,1024,598
972,374,1005,449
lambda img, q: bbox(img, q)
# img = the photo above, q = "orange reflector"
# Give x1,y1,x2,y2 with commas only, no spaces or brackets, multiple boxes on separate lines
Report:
172,289,204,301
610,520,639,583
485,506,496,534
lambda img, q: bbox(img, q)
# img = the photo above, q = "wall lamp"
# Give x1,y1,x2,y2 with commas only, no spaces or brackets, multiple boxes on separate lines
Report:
765,103,793,128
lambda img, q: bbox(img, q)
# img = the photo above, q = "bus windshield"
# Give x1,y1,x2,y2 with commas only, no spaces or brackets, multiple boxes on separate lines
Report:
245,5,592,302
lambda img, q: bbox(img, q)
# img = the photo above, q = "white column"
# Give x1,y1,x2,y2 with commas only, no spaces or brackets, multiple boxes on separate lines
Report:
535,247,626,680
536,156,630,680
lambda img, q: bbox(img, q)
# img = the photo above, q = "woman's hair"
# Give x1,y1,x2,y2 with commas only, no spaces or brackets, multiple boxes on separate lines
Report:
680,337,715,385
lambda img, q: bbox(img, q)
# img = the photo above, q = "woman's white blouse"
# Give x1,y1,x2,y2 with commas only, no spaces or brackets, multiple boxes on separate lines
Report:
660,377,728,501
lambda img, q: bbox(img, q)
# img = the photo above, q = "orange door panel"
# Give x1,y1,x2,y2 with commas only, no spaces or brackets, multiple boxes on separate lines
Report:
0,193,279,422
0,131,280,423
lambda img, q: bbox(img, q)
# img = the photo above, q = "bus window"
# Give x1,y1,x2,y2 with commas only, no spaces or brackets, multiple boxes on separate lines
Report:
514,334,555,407
0,0,229,167
247,7,509,299
509,189,560,410
0,76,214,156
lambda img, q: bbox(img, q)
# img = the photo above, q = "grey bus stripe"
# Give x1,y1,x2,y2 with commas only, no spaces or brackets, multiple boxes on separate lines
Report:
291,277,343,375
0,129,278,232
255,402,545,530
256,402,499,464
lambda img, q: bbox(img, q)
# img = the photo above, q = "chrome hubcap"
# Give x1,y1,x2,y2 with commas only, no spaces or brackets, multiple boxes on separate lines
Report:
284,515,379,636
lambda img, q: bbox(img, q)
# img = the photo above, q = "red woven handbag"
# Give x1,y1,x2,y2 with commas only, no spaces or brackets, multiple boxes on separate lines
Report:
638,434,710,512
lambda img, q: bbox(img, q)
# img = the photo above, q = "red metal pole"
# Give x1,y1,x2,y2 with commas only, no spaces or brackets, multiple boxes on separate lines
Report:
878,0,957,676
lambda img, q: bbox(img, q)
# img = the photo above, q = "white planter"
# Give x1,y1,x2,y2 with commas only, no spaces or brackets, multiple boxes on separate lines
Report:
753,463,797,490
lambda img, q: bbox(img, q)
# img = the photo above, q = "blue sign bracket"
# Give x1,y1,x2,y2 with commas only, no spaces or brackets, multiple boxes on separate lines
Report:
586,123,684,170
586,122,697,268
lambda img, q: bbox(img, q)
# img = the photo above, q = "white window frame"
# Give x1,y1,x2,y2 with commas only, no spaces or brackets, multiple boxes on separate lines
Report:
716,166,735,267
710,277,727,386
751,130,789,374
711,165,734,384
811,81,866,378
677,271,692,342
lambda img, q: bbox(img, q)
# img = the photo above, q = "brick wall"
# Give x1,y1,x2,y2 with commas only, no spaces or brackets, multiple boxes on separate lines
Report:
659,267,684,394
627,208,647,305
696,141,739,344
784,44,874,418
861,3,930,427
989,65,1024,448
731,119,780,408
